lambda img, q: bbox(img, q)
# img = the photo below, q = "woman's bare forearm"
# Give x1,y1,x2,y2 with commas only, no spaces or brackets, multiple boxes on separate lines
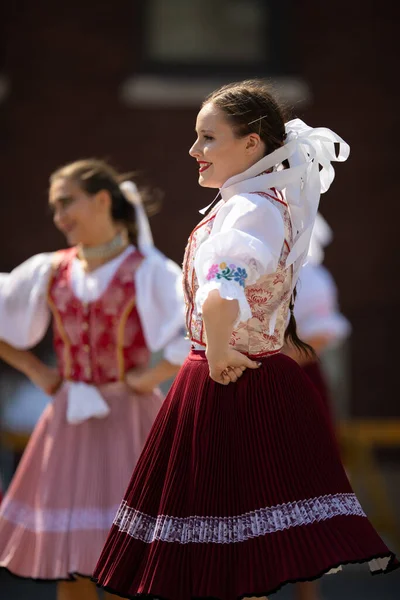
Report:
141,359,181,388
0,340,42,378
202,290,239,358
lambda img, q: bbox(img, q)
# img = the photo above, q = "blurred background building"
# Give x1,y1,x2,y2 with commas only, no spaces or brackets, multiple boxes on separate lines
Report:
0,0,398,419
0,1,399,598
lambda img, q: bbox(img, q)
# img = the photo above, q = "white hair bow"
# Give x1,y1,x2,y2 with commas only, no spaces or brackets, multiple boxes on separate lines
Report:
119,180,154,253
219,117,350,294
282,118,349,288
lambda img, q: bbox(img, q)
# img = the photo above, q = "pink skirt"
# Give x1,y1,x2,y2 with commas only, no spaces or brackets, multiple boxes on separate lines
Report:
0,381,163,580
93,350,398,600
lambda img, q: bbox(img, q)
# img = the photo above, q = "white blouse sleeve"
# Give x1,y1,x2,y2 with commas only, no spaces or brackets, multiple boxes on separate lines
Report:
135,249,190,365
195,193,285,324
295,264,351,345
0,253,54,348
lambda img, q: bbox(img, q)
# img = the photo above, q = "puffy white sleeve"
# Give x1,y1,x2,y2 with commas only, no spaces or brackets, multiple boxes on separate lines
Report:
135,249,190,365
0,253,54,348
295,264,351,345
194,193,285,324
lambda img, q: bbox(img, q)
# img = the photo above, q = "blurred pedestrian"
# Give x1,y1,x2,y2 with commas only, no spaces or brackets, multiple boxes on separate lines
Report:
285,213,351,417
0,159,190,600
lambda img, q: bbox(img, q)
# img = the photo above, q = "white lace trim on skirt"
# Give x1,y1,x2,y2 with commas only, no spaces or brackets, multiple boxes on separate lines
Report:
114,493,365,545
1,499,119,532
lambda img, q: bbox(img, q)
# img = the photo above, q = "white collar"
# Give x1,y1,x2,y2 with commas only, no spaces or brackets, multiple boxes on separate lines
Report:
199,143,308,212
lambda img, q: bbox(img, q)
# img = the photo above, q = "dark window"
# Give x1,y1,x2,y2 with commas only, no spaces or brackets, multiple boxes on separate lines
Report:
136,0,294,78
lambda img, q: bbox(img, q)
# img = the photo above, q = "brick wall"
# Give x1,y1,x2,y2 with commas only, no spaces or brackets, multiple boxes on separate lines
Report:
0,1,398,417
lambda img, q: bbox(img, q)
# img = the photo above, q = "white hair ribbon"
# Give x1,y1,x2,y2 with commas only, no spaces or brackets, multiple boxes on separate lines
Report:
219,118,350,293
282,119,349,289
119,180,154,253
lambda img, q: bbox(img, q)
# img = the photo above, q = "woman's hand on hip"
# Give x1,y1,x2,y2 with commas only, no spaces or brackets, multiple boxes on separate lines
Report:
206,347,261,385
125,368,156,395
28,364,62,396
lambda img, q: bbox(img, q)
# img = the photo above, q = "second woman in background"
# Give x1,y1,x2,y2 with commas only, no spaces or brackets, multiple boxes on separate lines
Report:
0,159,189,600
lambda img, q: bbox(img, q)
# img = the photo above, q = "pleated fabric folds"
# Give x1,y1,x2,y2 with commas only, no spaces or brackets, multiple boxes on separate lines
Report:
0,381,163,580
94,351,398,600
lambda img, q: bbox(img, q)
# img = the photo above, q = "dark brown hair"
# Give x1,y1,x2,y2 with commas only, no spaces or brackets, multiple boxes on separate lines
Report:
205,80,314,358
204,79,289,156
49,159,159,246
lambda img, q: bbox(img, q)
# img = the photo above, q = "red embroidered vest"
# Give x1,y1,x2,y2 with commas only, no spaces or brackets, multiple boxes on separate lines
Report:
182,191,293,357
47,248,150,384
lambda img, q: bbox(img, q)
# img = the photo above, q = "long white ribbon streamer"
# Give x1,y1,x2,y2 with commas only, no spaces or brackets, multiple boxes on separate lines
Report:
120,180,154,253
218,118,350,292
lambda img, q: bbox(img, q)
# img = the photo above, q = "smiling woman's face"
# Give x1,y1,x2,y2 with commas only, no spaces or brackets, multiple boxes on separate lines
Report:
49,177,104,246
189,102,265,189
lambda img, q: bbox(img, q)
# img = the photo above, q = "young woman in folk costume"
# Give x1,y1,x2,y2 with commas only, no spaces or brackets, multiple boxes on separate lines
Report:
0,159,190,600
284,213,352,600
93,80,398,600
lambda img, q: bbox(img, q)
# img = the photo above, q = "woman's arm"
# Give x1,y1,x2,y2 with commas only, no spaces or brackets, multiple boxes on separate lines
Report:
0,340,61,395
125,359,181,394
202,290,260,384
127,251,190,394
193,195,286,384
126,291,260,392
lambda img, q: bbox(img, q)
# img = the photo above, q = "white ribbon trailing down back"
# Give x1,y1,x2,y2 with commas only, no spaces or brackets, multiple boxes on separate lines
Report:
66,382,110,425
283,119,349,289
219,118,350,294
120,180,154,254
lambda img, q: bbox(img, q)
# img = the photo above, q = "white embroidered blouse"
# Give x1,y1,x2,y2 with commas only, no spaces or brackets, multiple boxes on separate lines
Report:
0,245,190,424
0,245,189,366
184,119,350,356
184,185,293,357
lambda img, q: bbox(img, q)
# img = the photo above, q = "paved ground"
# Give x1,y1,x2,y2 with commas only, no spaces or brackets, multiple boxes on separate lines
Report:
1,565,399,600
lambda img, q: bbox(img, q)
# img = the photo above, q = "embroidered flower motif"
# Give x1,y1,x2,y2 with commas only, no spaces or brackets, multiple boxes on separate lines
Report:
206,263,248,288
233,267,248,288
206,264,219,281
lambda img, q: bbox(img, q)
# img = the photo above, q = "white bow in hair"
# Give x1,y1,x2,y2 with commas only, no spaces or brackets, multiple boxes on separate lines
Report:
120,180,142,206
120,180,154,253
284,118,350,194
282,118,349,288
219,117,350,294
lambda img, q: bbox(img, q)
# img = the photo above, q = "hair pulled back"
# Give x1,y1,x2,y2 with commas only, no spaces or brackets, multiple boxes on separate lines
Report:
204,79,288,156
50,159,159,246
205,80,314,358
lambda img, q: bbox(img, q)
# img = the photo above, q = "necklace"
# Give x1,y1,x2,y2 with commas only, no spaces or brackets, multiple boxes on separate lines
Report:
77,231,129,261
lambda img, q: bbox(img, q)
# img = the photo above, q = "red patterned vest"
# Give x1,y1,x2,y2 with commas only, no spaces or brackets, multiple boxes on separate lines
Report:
47,248,150,384
183,190,293,357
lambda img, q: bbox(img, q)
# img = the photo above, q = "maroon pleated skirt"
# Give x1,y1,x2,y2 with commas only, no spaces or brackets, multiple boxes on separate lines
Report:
93,350,398,600
302,360,331,411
